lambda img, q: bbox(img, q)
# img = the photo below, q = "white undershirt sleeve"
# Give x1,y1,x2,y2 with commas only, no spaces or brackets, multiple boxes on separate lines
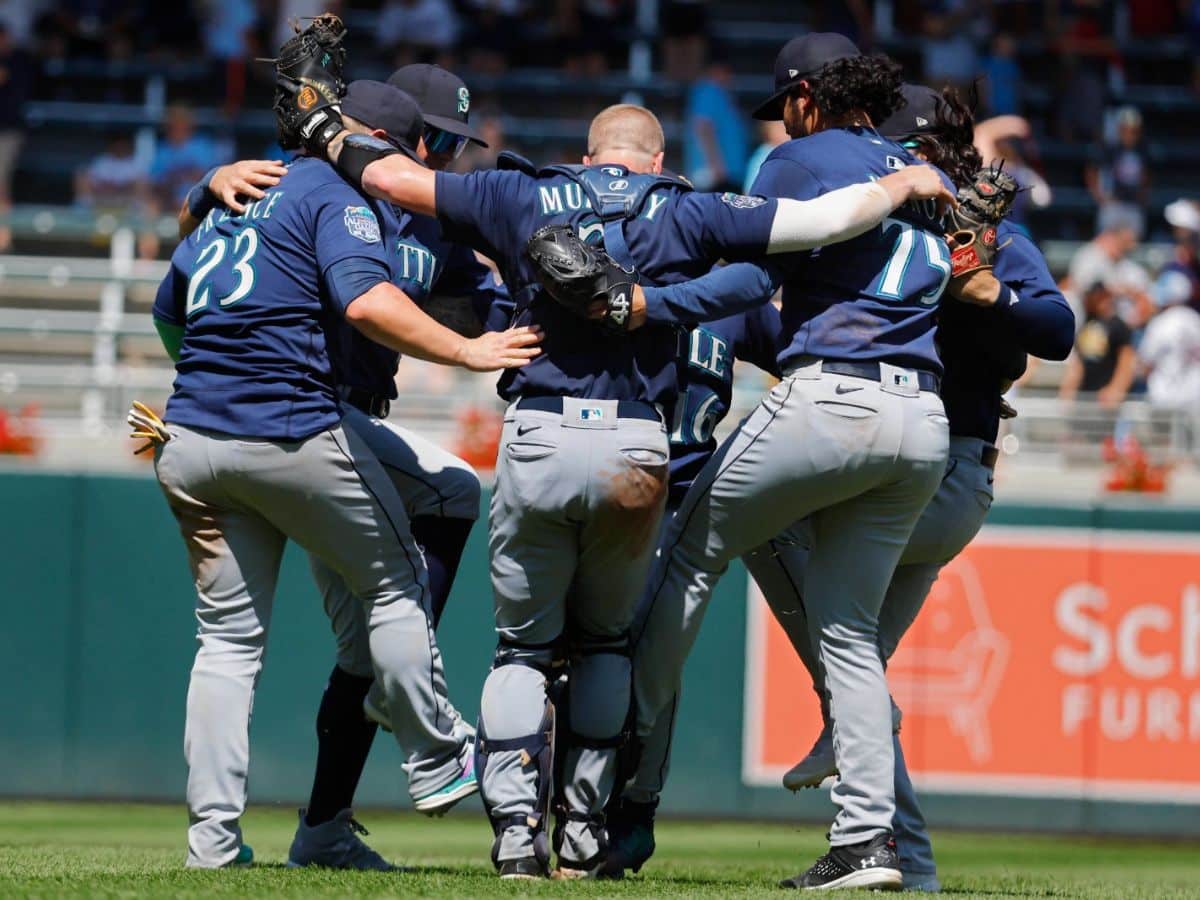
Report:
766,181,896,253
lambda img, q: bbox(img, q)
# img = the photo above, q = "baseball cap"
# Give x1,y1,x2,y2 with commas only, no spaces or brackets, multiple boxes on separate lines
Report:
1164,199,1200,233
387,64,488,147
340,80,424,162
879,83,941,142
752,32,861,121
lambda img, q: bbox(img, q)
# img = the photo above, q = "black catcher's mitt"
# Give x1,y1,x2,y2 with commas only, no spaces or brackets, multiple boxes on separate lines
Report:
526,224,638,334
270,13,347,154
945,164,1020,278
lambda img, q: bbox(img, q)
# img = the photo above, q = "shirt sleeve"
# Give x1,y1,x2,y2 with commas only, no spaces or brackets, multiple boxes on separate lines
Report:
735,301,784,377
434,169,528,264
642,261,782,326
993,229,1077,361
750,155,825,202
668,192,780,263
306,184,393,313
152,246,190,326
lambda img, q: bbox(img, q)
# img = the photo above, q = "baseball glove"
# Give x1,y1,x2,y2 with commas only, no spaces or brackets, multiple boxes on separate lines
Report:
269,12,347,154
128,401,170,455
945,164,1020,278
526,224,638,334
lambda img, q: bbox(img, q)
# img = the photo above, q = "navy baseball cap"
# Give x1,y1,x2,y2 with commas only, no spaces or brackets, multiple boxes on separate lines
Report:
879,84,942,141
387,64,488,147
753,32,861,121
340,80,424,161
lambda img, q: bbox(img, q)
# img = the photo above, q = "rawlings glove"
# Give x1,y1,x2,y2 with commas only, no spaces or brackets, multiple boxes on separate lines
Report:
269,12,347,156
526,224,638,335
945,164,1019,279
128,401,170,455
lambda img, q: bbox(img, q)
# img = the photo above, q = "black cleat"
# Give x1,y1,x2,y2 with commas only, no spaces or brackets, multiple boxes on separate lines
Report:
498,856,547,880
780,832,903,891
597,798,656,878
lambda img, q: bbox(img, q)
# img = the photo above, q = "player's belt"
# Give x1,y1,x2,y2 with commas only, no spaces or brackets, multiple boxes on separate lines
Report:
340,387,391,419
516,396,660,422
816,360,941,394
980,444,999,470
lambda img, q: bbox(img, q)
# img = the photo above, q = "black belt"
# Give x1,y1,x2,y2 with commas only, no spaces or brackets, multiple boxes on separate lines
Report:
799,359,940,394
341,388,391,419
516,396,660,421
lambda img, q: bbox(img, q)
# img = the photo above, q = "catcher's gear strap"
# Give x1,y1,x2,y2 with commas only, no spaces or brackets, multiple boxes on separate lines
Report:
338,134,400,193
493,635,565,680
540,163,691,270
497,150,537,175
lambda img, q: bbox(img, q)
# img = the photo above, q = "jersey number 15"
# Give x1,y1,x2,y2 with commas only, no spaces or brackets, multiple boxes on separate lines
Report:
873,217,950,305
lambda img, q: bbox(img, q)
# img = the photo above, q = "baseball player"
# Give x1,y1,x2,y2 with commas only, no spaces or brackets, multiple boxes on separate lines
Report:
274,55,951,875
601,302,783,878
620,35,959,890
144,23,539,868
758,83,1074,890
183,77,507,869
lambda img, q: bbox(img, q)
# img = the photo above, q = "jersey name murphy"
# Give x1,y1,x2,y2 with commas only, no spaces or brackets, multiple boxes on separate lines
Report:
537,183,670,222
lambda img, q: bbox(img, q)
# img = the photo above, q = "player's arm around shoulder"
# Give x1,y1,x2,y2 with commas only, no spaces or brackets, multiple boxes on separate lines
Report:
177,160,289,238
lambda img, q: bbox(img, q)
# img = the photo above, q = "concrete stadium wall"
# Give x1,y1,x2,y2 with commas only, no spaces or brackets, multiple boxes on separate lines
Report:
2,470,1197,836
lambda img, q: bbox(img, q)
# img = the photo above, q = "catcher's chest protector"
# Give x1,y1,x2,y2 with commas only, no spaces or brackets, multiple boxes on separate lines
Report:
539,164,692,269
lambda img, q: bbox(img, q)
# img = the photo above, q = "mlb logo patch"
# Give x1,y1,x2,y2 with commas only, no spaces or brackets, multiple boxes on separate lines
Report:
580,407,604,421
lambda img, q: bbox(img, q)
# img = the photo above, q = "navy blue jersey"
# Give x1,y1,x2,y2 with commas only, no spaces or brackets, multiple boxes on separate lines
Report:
750,127,954,375
938,221,1074,442
668,303,782,506
331,204,509,399
153,157,392,440
434,165,779,406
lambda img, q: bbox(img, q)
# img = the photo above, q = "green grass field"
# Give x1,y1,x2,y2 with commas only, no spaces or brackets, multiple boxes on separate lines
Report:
1,802,1198,898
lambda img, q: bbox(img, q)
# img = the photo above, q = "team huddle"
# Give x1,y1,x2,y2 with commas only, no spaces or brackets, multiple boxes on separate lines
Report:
136,13,1075,891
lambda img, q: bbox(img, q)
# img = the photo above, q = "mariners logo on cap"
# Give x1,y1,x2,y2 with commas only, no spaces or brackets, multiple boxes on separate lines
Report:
343,206,381,243
457,86,470,115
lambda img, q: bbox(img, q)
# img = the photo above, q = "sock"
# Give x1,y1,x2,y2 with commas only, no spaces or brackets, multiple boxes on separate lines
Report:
305,666,377,827
409,515,475,628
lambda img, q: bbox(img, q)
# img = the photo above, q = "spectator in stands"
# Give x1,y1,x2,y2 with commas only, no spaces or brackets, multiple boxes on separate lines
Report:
74,135,148,211
0,23,30,252
1048,2,1116,144
743,119,787,193
1138,269,1200,422
142,104,224,212
1086,106,1152,239
980,31,1020,116
377,0,461,68
1068,204,1153,329
974,115,1052,234
1162,199,1200,314
919,0,988,97
461,0,531,74
1059,279,1137,410
201,0,260,114
660,0,708,80
553,0,632,75
683,45,749,193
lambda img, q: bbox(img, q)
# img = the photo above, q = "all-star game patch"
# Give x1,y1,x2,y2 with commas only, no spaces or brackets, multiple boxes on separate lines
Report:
720,193,768,209
343,205,381,243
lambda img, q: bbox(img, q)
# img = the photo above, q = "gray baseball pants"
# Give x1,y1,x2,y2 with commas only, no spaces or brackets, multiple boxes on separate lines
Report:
633,362,948,846
308,405,481,680
744,435,995,872
154,422,468,868
480,398,668,866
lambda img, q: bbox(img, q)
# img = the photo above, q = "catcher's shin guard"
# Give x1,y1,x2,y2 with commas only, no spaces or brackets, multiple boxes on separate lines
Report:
476,638,562,873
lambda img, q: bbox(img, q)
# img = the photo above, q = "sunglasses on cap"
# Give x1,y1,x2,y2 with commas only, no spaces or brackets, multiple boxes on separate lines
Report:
424,125,469,159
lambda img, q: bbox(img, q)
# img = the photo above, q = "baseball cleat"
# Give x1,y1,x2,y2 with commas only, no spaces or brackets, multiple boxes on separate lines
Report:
412,752,478,816
902,871,942,892
499,856,548,880
782,722,837,791
227,844,254,868
286,808,394,871
551,862,604,880
598,798,657,877
779,832,902,891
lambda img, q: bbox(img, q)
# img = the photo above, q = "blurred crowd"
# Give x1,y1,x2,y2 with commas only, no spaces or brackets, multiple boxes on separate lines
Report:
0,0,1197,421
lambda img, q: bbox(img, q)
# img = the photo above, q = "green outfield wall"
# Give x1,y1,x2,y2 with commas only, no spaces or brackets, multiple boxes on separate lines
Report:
2,470,1197,837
